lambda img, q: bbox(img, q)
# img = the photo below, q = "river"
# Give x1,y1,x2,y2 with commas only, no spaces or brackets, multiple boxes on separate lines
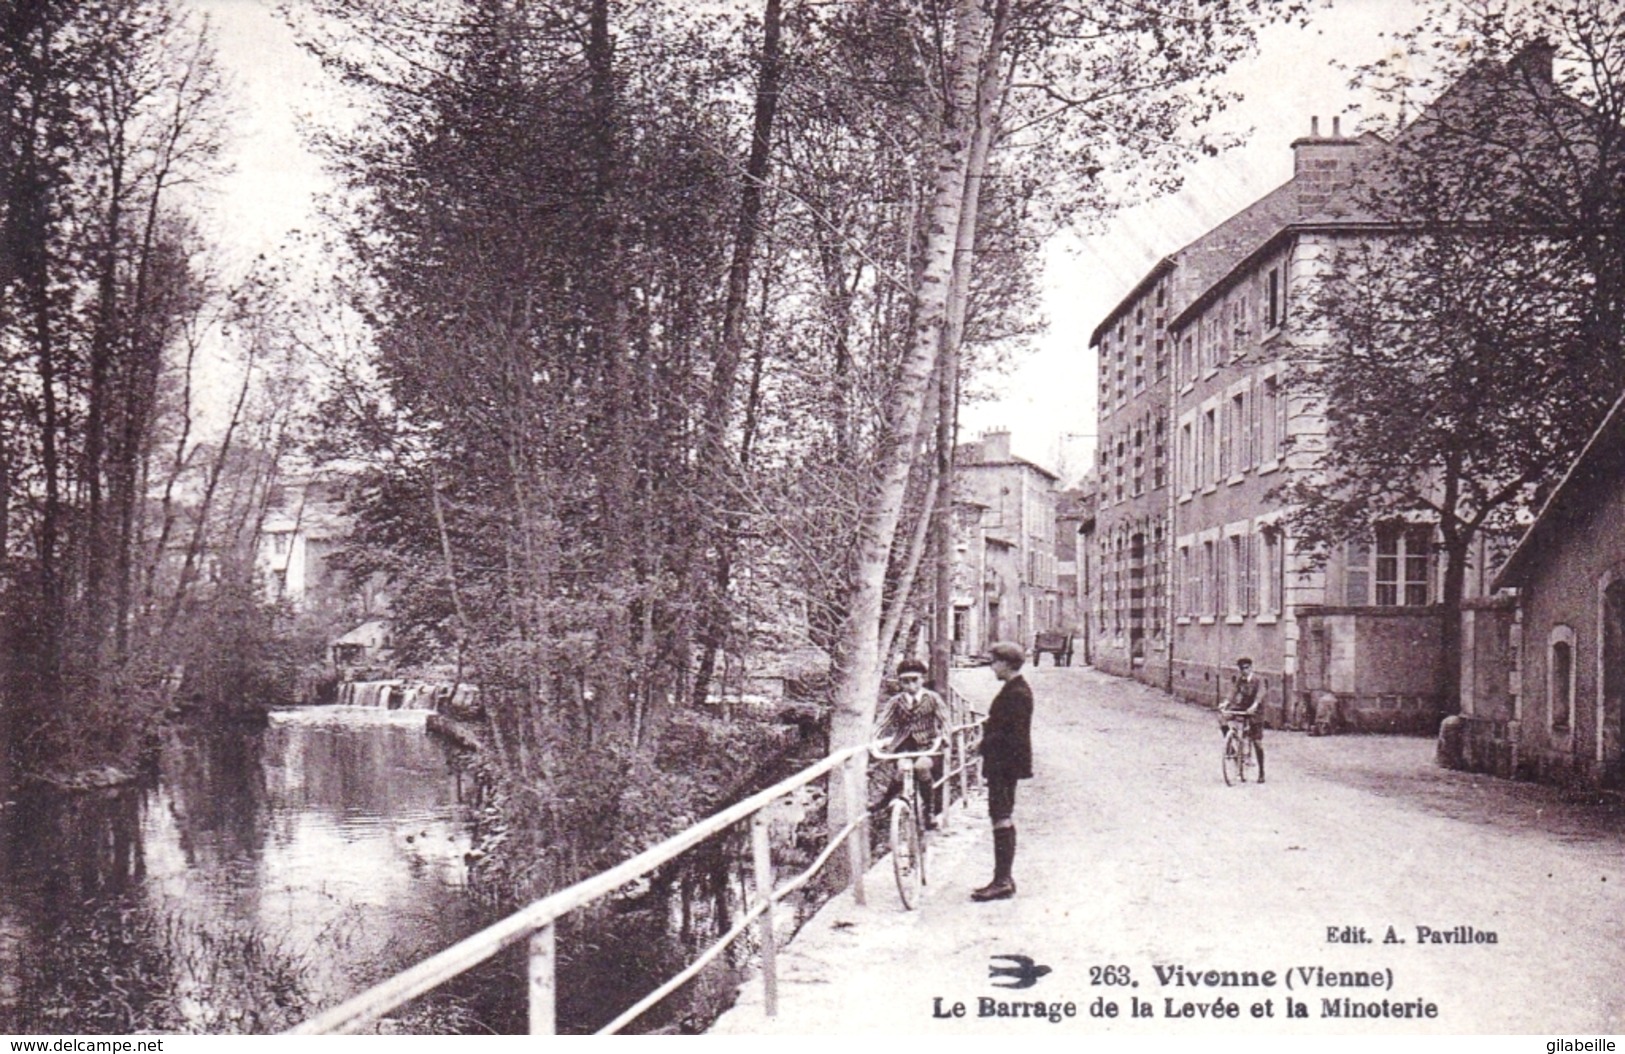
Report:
0,707,487,1033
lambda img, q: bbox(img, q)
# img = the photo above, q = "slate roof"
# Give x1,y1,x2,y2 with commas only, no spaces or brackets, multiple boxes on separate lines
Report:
1494,391,1625,588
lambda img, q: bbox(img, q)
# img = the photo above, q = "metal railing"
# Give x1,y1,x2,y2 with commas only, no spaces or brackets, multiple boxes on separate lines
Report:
288,698,985,1035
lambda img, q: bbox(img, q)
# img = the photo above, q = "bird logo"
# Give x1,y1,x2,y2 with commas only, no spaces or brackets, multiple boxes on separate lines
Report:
988,954,1052,989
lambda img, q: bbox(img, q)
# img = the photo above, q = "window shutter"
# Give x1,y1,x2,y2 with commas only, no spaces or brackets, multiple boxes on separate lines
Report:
1347,539,1372,606
1245,534,1257,616
1249,385,1261,469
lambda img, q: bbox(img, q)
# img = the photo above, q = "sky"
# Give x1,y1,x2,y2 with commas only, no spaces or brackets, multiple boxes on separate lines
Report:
189,0,1430,478
957,0,1429,481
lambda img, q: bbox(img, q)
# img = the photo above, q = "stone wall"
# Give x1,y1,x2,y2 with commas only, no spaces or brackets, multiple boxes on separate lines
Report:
1294,606,1448,734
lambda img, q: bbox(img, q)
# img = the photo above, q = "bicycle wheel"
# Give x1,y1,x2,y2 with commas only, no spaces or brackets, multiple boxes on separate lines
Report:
1222,731,1247,786
890,799,922,909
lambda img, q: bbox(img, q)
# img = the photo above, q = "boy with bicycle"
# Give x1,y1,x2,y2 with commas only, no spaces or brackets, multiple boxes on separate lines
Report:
873,658,951,828
1219,656,1266,783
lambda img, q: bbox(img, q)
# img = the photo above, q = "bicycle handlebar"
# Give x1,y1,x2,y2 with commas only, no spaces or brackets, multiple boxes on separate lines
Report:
870,741,945,761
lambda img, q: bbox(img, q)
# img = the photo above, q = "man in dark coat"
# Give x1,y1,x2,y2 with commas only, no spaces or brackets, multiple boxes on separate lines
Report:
973,640,1033,902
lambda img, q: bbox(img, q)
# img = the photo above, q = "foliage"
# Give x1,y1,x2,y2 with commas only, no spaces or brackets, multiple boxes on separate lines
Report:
0,0,314,778
1280,231,1606,581
3,898,313,1034
1277,0,1625,616
466,705,796,904
1355,0,1625,389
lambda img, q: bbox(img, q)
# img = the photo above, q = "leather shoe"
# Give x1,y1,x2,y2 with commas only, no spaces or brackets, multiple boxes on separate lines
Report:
971,878,1015,902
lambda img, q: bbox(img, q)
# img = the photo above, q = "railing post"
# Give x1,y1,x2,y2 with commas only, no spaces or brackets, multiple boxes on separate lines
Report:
751,811,779,1017
527,923,556,1035
956,727,969,807
844,757,867,906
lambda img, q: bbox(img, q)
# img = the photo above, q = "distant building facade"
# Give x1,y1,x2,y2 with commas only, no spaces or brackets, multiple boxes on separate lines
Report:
1054,479,1095,637
1090,48,1556,728
955,430,1062,657
257,473,388,617
1089,164,1302,686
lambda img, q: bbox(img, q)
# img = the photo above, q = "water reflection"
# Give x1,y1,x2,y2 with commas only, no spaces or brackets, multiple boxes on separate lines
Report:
0,708,479,1033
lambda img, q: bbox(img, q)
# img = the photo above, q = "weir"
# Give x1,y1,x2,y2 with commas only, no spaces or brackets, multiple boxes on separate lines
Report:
337,680,479,711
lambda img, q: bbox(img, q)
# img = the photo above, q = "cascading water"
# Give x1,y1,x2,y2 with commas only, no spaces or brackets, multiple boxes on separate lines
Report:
336,681,476,710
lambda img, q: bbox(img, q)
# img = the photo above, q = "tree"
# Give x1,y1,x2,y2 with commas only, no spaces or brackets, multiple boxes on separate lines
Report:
1280,231,1604,640
1357,1,1625,395
289,0,1304,891
0,0,232,776
1275,1,1625,701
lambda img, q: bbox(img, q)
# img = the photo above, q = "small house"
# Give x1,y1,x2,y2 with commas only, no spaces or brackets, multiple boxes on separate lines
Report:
1466,394,1625,787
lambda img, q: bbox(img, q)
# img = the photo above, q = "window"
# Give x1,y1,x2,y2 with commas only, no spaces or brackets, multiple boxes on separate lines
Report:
1547,639,1573,730
1264,266,1283,329
1375,524,1432,606
1188,545,1203,618
1344,540,1371,606
1227,534,1245,617
1244,384,1260,469
1153,418,1166,490
1180,335,1195,384
1549,626,1575,733
1183,542,1196,617
1259,529,1281,616
1179,421,1194,495
1276,380,1290,460
1154,337,1166,381
1151,523,1166,635
1132,426,1145,497
1202,408,1217,486
1226,392,1246,478
1246,533,1261,616
1261,375,1281,462
1211,539,1226,619
1200,540,1214,618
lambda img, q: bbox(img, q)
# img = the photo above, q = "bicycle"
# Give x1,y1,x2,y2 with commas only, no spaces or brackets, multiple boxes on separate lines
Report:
1219,709,1260,786
869,743,941,909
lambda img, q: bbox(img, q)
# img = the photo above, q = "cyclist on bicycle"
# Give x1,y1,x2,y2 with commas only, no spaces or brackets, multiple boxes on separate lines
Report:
873,658,951,827
1219,656,1266,783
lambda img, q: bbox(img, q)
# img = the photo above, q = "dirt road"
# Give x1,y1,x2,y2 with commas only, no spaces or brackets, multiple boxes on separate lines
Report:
709,666,1625,1035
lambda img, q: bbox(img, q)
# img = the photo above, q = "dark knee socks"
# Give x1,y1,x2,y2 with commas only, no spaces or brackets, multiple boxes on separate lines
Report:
993,825,1016,882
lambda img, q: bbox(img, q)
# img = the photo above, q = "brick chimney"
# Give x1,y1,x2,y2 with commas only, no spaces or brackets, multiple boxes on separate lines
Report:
1291,115,1366,217
1511,40,1556,85
979,429,1012,463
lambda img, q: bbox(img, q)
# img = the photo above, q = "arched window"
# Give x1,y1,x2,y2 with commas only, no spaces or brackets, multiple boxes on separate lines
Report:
1549,625,1576,734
